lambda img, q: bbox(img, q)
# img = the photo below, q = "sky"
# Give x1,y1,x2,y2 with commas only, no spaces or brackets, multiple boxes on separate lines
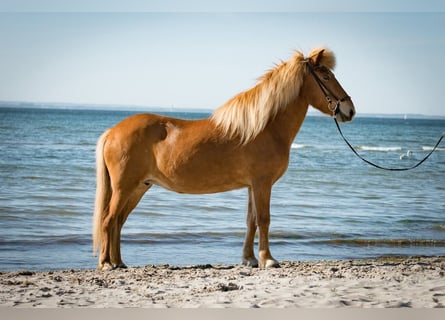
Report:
0,2,445,116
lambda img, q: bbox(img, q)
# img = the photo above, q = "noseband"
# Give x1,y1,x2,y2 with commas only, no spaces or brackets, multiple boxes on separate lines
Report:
306,62,351,116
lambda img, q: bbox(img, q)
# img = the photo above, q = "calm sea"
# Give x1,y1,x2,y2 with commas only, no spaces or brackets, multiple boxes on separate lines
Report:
0,105,444,271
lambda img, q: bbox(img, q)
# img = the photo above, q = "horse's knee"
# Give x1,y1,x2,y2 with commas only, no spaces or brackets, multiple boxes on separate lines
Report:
256,210,270,233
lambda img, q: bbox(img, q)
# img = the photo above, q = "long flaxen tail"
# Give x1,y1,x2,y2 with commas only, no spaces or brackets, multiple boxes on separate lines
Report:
93,129,111,256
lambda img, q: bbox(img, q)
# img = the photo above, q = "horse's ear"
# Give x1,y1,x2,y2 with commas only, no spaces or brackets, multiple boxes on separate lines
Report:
310,48,325,66
308,47,336,69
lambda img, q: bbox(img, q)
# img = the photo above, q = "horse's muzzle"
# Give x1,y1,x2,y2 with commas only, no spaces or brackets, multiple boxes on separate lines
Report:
335,102,355,123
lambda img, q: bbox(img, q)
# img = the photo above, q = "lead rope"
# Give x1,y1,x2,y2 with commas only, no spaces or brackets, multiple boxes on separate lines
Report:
306,61,444,171
334,116,445,171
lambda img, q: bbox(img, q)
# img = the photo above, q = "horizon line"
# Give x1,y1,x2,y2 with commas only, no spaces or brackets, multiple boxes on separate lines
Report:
1,100,444,119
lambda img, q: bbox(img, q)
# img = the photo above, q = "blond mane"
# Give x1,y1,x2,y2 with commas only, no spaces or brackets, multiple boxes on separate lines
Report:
211,47,336,144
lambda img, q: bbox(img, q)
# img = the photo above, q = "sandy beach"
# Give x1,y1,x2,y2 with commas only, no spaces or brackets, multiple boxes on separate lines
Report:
0,256,444,308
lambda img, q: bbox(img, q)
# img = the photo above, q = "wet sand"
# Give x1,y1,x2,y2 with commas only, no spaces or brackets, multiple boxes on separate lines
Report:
1,256,444,308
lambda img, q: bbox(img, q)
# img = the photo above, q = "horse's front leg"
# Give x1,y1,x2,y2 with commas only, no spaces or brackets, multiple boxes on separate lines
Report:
242,187,259,267
251,183,280,269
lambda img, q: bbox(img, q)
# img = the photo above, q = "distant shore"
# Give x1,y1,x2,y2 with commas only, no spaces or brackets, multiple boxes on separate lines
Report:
1,256,444,308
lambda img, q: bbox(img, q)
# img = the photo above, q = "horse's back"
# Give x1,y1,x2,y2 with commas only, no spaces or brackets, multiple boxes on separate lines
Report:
110,113,168,137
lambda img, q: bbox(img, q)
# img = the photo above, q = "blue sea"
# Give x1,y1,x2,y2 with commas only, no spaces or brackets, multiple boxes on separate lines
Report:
0,105,444,271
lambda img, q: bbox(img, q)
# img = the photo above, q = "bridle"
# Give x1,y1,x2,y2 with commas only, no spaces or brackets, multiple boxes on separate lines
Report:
305,61,351,117
305,61,444,171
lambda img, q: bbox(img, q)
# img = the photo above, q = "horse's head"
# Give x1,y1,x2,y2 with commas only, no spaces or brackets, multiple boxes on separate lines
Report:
303,48,355,122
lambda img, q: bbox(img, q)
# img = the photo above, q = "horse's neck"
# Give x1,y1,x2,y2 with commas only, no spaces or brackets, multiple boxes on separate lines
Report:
268,98,309,149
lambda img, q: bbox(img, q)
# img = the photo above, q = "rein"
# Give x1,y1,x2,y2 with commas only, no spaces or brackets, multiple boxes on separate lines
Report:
307,62,445,171
334,117,444,171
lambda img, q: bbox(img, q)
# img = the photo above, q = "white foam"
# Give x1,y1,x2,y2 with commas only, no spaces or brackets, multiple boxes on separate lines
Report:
357,146,402,152
422,146,445,151
291,143,306,149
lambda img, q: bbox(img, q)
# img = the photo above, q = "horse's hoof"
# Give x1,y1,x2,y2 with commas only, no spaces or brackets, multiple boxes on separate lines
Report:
242,258,259,268
97,261,128,270
98,262,114,271
259,259,280,269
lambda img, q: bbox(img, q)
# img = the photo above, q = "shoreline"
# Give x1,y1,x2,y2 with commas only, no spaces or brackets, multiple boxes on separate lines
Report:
1,256,444,308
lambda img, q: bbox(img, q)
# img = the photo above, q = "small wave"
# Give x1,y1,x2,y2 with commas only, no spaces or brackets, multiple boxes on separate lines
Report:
356,146,402,152
422,146,445,151
291,143,306,149
123,231,245,244
0,234,90,246
319,239,445,247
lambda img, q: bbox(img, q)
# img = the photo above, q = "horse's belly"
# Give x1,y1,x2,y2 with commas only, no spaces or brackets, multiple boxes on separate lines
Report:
146,165,248,194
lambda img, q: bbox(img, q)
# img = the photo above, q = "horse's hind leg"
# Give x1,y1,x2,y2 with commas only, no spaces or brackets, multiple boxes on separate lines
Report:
99,190,126,270
100,184,149,270
114,185,151,268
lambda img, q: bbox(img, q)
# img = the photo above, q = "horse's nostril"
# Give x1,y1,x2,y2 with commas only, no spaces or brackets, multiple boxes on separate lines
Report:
350,109,355,118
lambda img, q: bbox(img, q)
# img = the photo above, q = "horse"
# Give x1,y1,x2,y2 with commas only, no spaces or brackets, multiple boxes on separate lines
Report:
93,47,355,270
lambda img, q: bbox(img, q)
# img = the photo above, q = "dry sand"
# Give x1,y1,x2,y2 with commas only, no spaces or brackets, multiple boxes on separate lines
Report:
1,256,444,308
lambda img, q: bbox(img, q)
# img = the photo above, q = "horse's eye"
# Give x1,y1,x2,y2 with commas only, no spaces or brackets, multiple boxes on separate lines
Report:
323,74,330,81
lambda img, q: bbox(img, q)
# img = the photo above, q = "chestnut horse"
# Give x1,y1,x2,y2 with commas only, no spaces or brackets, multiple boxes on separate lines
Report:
93,47,355,270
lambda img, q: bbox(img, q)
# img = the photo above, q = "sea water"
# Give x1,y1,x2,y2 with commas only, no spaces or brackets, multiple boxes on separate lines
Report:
0,106,444,271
